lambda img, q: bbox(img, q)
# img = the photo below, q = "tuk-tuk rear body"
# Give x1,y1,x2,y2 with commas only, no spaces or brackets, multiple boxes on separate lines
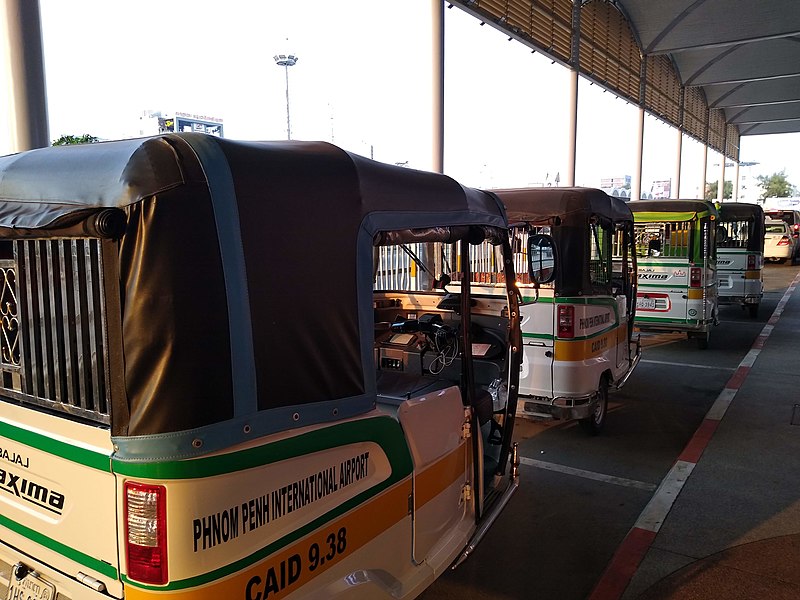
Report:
0,134,521,599
716,202,765,318
629,199,719,348
488,187,641,434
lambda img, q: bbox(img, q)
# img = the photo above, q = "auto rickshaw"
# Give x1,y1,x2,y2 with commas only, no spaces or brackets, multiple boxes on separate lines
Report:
464,187,641,435
629,199,719,349
0,134,522,600
716,202,765,318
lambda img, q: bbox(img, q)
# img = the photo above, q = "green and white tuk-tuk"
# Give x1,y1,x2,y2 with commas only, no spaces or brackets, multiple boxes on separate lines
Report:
0,134,522,600
629,199,720,349
466,187,641,435
716,202,765,318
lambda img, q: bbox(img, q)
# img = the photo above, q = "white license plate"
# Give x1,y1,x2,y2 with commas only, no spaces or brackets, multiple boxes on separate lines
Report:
636,297,657,310
6,571,55,600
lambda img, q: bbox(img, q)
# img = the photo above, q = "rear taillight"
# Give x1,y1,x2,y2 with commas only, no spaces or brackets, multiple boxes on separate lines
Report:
690,267,702,288
125,482,168,584
747,254,756,269
557,305,575,339
778,236,791,246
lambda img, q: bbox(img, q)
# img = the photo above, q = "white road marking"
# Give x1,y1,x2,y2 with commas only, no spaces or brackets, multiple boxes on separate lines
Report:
639,359,736,371
634,460,695,533
519,456,657,491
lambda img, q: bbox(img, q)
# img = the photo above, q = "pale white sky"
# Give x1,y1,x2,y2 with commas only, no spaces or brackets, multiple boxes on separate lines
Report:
2,0,798,196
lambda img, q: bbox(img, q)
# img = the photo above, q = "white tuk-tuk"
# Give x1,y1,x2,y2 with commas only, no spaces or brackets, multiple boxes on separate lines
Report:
716,202,765,318
0,134,522,600
469,188,641,435
629,199,720,349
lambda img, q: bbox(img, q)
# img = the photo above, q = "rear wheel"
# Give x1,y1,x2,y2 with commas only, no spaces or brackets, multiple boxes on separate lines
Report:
579,377,609,436
688,330,710,349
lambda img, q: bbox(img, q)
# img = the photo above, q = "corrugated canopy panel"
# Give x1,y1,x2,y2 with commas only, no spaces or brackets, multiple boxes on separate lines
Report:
645,55,681,124
452,1,800,159
579,0,641,103
454,0,572,63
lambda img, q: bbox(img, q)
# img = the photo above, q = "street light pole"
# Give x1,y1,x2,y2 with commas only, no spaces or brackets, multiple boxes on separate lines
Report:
273,54,298,140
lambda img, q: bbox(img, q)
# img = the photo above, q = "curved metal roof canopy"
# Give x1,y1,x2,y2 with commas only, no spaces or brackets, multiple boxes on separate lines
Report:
451,0,800,159
619,0,800,136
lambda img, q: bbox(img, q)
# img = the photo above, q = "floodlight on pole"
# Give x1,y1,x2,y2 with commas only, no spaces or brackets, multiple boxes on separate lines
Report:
273,54,298,140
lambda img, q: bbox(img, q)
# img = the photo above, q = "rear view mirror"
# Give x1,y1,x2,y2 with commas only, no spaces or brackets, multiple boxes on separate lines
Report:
528,234,556,284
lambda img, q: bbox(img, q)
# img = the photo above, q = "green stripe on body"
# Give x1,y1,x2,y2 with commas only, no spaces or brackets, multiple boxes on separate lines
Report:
0,420,111,472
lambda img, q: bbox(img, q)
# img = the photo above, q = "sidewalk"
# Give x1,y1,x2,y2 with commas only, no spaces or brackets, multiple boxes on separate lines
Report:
593,272,800,600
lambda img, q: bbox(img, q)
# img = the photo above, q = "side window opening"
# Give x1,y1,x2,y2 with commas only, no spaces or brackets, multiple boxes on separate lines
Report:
634,221,691,258
718,220,750,248
589,219,612,289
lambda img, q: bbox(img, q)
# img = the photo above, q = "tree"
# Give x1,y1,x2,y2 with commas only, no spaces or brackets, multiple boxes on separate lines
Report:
704,180,732,201
52,134,99,146
757,171,796,199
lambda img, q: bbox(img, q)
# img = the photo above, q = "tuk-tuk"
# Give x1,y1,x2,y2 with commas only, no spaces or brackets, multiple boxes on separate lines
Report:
468,187,641,435
628,199,719,349
0,134,522,600
716,202,765,318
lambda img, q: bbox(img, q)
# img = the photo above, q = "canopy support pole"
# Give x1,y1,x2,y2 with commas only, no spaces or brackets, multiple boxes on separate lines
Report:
733,161,740,202
566,69,578,187
633,106,645,201
4,0,49,151
673,129,683,199
431,0,444,174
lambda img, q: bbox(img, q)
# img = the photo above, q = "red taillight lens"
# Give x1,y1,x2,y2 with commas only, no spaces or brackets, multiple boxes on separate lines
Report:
125,482,168,584
778,236,791,246
747,254,756,269
690,267,702,288
557,305,575,339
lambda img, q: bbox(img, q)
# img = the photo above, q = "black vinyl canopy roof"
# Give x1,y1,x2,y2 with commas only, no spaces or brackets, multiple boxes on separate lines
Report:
491,187,633,297
717,202,766,251
0,134,509,459
627,198,719,219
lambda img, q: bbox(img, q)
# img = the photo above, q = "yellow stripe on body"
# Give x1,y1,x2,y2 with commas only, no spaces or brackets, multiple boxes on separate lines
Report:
126,447,469,599
554,324,626,362
125,479,412,600
414,442,468,507
687,288,704,299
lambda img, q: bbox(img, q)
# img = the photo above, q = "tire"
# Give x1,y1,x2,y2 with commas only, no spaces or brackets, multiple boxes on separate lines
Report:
777,258,786,264
696,330,710,349
579,377,609,436
748,303,759,319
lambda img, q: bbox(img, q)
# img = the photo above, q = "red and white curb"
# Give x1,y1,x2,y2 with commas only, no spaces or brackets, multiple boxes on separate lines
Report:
589,272,800,600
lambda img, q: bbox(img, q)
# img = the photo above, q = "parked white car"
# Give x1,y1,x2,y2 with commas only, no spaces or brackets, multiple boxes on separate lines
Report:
764,218,798,263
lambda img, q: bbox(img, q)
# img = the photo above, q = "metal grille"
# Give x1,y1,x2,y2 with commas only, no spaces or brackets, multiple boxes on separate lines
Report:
718,219,750,248
634,222,691,258
708,109,726,154
579,0,641,104
0,239,110,424
684,86,709,144
645,55,681,124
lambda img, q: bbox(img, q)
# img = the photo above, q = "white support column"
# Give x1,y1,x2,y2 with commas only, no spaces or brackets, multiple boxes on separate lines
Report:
717,155,725,203
566,68,578,187
4,0,49,151
733,161,740,201
700,145,708,200
431,0,444,174
673,129,683,198
633,106,645,201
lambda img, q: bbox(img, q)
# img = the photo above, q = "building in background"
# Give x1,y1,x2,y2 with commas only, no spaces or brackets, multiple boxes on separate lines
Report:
135,110,224,138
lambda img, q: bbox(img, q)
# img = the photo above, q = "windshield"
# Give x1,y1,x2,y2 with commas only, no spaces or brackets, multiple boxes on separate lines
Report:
766,223,788,234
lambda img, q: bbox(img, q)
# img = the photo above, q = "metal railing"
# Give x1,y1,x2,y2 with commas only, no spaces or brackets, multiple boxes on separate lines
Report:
0,239,110,424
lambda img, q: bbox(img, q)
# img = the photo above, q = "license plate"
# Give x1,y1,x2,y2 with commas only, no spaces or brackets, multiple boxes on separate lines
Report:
636,297,657,310
5,571,55,600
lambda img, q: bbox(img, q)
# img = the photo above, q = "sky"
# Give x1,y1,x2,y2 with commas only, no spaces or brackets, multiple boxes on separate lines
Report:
1,0,798,197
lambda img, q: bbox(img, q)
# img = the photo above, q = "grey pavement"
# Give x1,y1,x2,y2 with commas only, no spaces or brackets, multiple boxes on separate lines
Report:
623,279,800,599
